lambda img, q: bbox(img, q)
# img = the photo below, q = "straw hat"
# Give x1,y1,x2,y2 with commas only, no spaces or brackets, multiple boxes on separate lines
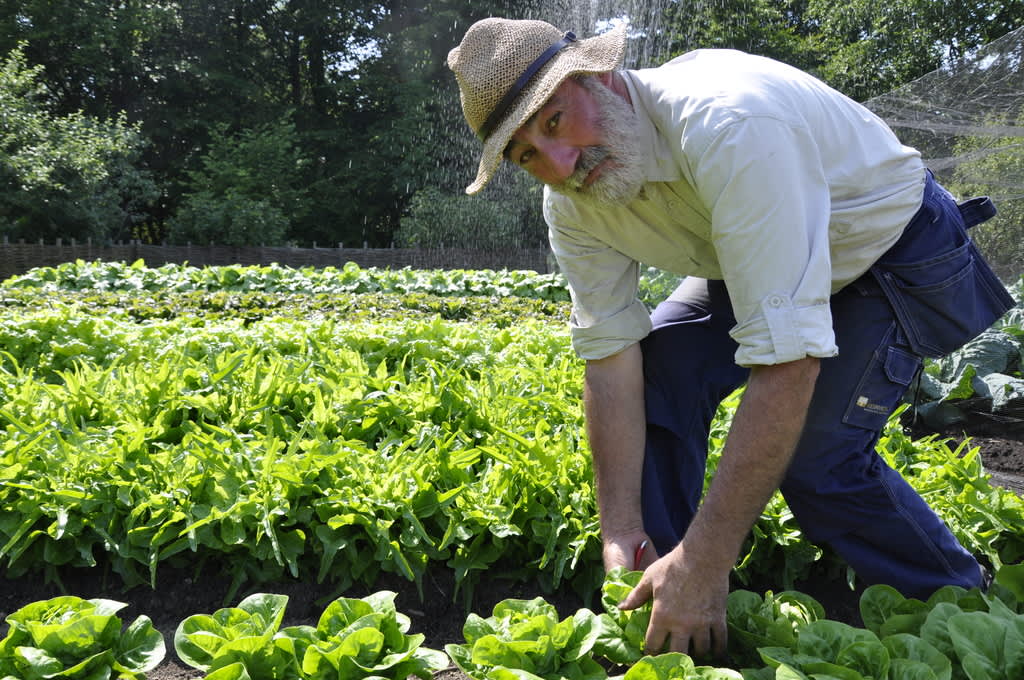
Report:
447,18,627,194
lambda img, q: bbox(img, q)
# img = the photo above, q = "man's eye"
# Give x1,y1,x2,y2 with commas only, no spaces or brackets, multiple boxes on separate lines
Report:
547,112,561,131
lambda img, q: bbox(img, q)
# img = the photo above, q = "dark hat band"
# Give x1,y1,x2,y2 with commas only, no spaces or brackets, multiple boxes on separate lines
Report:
477,31,577,141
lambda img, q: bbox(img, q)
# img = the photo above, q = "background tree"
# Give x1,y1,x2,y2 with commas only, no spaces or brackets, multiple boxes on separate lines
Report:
0,0,175,118
805,0,1024,100
0,48,157,243
376,0,545,249
0,0,1021,254
167,118,310,247
663,0,822,72
955,132,1024,280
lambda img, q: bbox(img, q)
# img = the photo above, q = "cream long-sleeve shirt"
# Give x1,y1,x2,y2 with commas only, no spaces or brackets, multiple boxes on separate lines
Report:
544,49,925,366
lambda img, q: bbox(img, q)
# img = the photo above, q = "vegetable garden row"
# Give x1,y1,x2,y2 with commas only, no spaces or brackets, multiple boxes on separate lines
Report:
2,259,1024,679
8,568,1024,679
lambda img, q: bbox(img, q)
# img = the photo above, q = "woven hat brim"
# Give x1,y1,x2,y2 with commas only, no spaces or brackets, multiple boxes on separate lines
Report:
466,24,627,194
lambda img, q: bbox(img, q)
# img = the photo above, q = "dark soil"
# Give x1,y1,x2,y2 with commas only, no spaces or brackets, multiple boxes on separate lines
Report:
901,408,1024,494
2,416,1022,679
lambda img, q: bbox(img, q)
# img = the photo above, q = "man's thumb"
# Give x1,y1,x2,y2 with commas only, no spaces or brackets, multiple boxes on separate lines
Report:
618,576,653,611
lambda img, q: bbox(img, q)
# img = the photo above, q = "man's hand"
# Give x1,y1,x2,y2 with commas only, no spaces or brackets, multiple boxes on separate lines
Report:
616,356,820,661
617,544,729,659
603,528,657,571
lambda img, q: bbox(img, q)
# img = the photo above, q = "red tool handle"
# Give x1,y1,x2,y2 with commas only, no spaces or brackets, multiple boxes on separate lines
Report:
633,539,648,570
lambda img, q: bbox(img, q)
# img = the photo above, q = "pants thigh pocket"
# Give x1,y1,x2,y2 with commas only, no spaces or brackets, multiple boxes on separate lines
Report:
843,326,922,431
872,241,1012,358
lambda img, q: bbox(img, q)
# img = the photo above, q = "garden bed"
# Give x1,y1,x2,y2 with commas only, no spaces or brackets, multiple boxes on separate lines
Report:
1,262,1020,678
3,425,1019,680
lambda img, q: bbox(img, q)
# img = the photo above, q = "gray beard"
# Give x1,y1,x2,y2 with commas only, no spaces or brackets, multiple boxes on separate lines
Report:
549,76,646,207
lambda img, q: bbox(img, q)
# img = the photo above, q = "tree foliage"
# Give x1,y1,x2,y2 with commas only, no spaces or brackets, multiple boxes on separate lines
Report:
0,1,1021,250
802,0,1024,101
0,47,157,243
951,132,1024,281
168,119,309,247
662,0,1024,100
397,172,547,251
663,0,822,71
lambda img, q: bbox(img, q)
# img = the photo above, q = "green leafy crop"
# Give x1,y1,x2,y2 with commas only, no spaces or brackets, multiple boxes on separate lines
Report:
1,259,685,310
595,567,650,666
445,597,608,680
3,261,1024,624
174,591,447,680
857,580,1024,680
0,596,165,680
291,590,448,680
174,593,298,678
619,653,742,680
724,589,824,666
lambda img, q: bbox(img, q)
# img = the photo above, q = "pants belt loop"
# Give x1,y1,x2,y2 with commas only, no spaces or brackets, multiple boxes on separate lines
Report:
957,196,998,229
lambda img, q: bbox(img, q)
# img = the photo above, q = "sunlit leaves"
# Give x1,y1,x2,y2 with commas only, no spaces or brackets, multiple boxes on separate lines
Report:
1,261,1022,615
0,596,165,679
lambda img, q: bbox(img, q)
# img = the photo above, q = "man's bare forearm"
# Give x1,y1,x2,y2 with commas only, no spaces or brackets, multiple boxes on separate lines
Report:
584,343,647,538
616,356,821,660
682,357,820,571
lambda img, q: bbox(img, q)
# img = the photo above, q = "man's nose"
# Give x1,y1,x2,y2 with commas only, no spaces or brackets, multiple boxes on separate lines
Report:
538,140,578,184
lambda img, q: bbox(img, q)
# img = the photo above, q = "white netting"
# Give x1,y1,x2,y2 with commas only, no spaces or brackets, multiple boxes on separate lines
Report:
864,26,1024,282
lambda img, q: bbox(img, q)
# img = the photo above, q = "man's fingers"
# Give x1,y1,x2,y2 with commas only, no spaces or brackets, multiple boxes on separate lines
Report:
688,628,711,658
650,626,724,660
618,574,653,610
645,626,670,655
681,623,728,660
666,631,690,655
712,620,728,658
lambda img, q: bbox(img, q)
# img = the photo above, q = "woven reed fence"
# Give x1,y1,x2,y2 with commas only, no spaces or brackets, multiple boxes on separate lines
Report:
0,238,555,282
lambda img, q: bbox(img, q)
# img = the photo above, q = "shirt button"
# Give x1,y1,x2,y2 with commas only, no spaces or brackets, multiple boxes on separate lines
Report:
768,295,785,307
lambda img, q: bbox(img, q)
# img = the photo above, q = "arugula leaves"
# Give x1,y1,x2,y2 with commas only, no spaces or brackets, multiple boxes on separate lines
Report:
3,262,1022,602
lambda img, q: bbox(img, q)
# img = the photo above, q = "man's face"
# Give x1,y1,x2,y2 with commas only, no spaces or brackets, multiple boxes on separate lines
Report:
505,74,644,206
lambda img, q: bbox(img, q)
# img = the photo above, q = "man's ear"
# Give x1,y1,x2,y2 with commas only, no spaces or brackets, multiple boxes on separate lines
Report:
596,71,615,87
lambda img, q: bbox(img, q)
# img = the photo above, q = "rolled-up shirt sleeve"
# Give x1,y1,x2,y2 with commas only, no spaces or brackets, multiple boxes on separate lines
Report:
544,197,652,360
692,116,840,366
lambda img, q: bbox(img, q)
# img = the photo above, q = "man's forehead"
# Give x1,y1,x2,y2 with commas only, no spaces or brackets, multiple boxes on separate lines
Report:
533,79,575,121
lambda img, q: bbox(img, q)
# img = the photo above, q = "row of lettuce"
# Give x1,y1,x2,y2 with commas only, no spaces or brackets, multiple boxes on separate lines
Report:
2,268,1023,600
1,258,688,308
6,566,1024,679
1,260,1023,678
3,259,579,300
7,258,1021,424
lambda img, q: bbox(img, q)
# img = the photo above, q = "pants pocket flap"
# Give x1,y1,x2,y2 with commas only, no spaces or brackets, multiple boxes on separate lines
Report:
885,346,920,386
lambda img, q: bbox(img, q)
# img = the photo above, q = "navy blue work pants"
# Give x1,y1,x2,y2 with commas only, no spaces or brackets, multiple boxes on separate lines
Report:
639,173,1012,597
